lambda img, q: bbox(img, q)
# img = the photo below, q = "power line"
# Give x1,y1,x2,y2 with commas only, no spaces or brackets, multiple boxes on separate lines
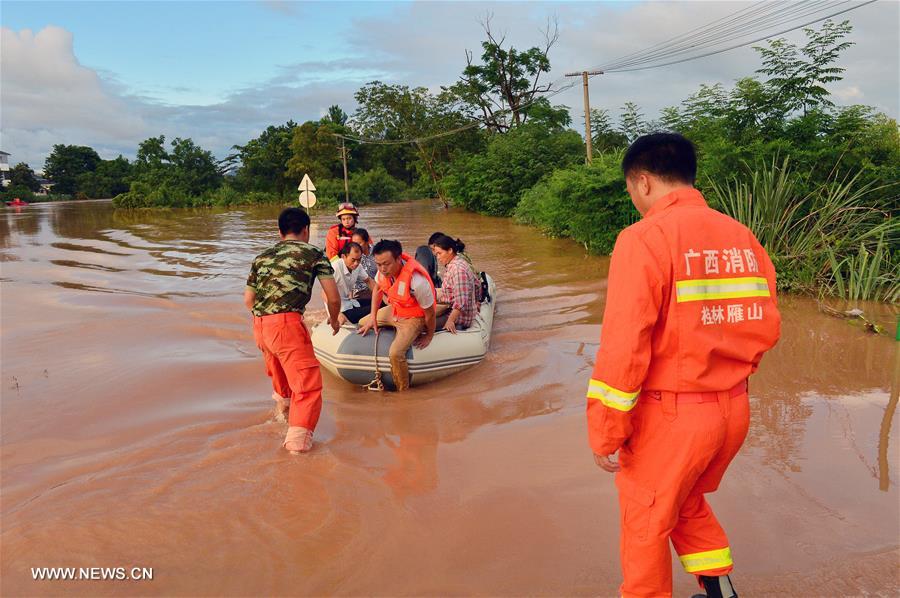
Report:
600,0,875,73
597,0,844,71
331,0,875,147
590,1,780,71
332,78,579,146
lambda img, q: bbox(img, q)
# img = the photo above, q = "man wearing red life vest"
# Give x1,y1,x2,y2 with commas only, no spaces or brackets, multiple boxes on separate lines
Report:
358,239,437,391
325,202,359,259
587,133,780,598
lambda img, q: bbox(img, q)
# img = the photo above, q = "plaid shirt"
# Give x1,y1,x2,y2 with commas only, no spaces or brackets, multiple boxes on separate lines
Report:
354,252,377,294
436,255,478,328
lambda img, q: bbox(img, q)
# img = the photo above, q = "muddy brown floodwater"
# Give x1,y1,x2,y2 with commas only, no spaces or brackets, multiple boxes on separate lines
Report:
1,199,898,597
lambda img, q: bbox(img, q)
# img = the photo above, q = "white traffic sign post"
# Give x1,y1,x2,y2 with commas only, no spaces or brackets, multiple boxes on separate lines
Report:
298,174,317,209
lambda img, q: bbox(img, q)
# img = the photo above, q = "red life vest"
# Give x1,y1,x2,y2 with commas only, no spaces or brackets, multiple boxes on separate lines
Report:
326,224,355,258
377,253,436,319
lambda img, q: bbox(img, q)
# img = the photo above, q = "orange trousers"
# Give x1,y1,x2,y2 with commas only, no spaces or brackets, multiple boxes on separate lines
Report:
615,385,750,598
252,312,324,431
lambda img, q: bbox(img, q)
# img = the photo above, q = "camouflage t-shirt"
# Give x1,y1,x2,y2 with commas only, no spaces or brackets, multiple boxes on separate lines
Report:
246,241,334,316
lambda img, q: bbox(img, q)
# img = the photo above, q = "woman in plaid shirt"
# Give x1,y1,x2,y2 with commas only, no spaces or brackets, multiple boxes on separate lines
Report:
431,234,479,334
351,228,377,299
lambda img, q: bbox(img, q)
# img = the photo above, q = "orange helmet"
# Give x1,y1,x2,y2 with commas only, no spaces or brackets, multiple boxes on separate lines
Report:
335,202,359,218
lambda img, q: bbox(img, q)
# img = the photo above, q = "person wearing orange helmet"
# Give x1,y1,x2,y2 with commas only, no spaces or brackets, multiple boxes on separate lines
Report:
325,202,359,259
586,133,781,598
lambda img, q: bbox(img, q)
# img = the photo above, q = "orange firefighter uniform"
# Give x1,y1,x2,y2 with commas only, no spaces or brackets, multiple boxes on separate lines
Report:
586,188,781,597
325,203,360,259
325,224,355,259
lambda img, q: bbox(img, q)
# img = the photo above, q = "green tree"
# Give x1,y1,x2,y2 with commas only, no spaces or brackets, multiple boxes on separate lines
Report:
353,81,478,206
755,19,853,116
286,120,346,184
522,97,571,131
9,162,41,192
114,135,222,206
515,150,634,254
619,102,647,142
444,122,584,216
322,105,348,126
590,108,629,152
233,121,296,198
451,15,559,132
77,156,133,198
167,137,222,196
44,144,101,194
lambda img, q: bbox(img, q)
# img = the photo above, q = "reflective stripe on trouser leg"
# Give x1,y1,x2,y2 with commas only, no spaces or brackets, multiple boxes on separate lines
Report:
679,547,733,573
671,493,733,576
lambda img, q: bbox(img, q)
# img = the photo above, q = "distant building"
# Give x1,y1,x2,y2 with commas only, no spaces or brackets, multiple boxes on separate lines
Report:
0,151,10,187
36,178,55,195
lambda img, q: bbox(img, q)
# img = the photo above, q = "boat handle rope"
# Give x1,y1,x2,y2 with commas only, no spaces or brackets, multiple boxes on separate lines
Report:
364,328,386,392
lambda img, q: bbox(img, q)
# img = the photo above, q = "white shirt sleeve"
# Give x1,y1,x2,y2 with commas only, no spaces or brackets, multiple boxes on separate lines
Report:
332,259,356,310
409,272,435,309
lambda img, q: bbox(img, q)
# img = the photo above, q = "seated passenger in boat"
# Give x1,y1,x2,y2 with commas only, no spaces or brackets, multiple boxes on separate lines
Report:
331,242,376,325
428,231,483,302
430,234,479,334
357,240,437,391
352,228,376,301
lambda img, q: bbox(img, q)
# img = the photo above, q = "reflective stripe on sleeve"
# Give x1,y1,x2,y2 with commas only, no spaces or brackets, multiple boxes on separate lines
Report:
679,547,733,573
675,277,770,303
586,379,640,412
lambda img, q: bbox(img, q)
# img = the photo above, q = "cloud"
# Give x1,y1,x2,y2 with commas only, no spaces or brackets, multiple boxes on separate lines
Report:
1,26,149,166
259,1,300,17
1,2,897,169
833,85,864,103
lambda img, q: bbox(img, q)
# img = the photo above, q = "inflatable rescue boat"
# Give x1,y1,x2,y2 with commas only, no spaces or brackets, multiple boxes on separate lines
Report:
312,274,496,389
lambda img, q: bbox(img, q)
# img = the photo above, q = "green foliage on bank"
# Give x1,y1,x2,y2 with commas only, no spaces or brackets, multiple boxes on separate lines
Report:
708,157,899,301
444,124,584,216
0,187,73,203
515,151,635,254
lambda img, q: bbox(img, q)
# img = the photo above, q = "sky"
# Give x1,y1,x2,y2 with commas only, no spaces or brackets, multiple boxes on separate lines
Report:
1,0,898,170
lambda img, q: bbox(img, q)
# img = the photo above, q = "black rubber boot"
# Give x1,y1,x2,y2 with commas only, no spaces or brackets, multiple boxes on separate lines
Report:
690,574,737,598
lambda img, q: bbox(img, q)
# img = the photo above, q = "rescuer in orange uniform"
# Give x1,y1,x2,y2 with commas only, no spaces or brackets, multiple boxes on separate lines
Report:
325,203,360,259
586,133,781,598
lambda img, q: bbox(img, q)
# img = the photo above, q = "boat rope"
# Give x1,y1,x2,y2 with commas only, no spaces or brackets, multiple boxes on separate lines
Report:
364,328,386,392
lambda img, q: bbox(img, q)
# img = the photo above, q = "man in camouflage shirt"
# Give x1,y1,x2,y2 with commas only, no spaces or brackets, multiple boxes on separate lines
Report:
244,208,341,453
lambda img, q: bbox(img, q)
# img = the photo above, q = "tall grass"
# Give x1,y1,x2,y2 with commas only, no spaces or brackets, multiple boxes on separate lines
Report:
826,236,900,303
706,156,899,302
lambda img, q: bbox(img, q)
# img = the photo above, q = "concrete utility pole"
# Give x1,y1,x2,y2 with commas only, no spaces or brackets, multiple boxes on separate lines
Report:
565,70,603,164
340,138,350,203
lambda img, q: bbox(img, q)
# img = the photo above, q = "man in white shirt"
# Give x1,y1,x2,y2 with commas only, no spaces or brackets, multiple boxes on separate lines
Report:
331,242,376,324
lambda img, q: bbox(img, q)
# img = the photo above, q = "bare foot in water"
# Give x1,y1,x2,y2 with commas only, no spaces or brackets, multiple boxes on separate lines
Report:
283,426,313,454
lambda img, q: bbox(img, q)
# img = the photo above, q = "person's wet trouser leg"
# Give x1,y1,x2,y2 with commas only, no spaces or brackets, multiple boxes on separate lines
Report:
254,317,292,401
256,313,324,431
358,307,424,391
388,317,424,391
615,390,749,597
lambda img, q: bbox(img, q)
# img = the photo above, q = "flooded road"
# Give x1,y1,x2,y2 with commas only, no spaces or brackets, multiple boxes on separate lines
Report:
1,199,898,596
